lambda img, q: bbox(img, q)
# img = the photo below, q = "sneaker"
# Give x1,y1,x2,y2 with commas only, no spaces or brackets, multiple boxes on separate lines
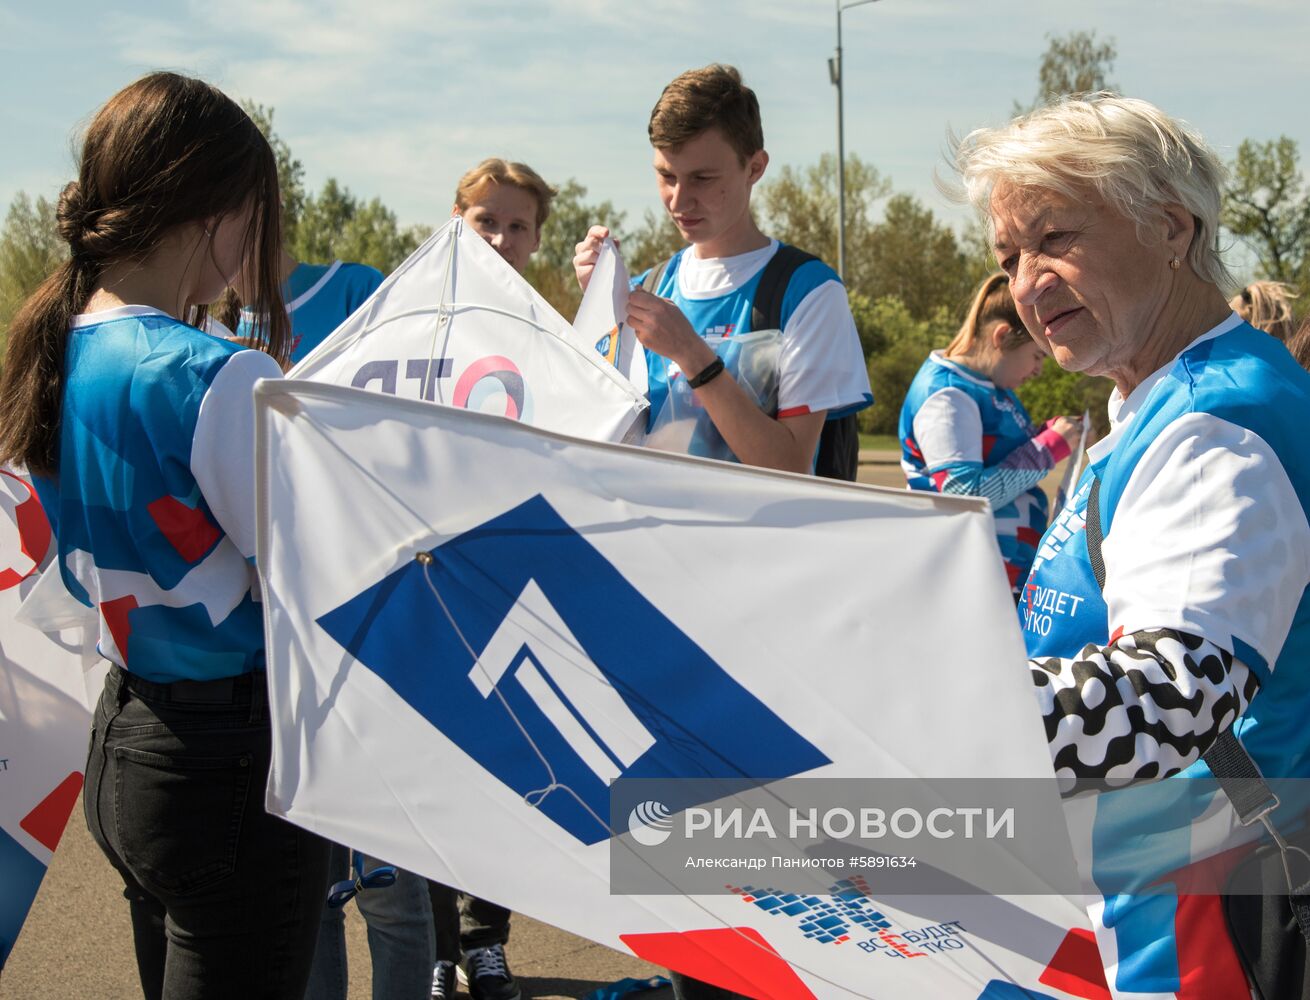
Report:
461,944,522,1000
431,960,457,999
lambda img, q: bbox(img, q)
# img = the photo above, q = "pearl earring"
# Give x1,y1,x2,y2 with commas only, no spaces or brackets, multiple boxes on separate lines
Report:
1169,254,1181,271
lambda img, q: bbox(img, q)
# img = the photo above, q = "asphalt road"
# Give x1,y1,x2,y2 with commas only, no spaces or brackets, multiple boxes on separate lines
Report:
1,816,673,1000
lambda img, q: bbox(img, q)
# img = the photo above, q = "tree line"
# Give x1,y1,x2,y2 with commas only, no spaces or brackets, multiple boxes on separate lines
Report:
2,33,1307,436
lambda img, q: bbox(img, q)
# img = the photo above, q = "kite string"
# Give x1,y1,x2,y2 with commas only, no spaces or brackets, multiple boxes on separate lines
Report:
417,554,604,826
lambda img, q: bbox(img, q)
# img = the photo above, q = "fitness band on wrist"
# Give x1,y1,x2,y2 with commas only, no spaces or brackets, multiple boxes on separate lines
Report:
687,356,725,389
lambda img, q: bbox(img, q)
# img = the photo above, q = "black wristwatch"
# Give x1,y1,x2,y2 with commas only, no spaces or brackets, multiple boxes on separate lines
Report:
687,356,725,389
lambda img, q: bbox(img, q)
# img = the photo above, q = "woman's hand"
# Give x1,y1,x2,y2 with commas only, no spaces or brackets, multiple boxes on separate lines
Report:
1050,414,1084,449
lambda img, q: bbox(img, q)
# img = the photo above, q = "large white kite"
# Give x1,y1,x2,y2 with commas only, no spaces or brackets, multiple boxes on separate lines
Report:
255,380,1106,1000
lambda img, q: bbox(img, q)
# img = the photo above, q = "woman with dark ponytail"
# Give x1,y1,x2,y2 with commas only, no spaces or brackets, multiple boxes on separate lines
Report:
0,72,328,999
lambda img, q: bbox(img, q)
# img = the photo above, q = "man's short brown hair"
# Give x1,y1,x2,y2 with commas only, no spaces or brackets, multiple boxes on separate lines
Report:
647,64,764,163
454,158,556,229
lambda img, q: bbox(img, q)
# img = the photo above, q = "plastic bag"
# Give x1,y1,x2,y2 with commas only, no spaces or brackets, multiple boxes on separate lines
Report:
643,328,781,463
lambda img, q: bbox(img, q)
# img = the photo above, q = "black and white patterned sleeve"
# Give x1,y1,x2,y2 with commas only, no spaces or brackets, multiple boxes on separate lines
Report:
1030,628,1261,791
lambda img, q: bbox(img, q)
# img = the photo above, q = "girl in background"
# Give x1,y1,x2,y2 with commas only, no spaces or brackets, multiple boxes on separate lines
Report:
1289,313,1310,371
0,72,329,999
899,273,1082,597
1230,279,1298,341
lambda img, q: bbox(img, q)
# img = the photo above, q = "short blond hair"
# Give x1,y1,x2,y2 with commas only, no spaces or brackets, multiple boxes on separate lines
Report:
1232,280,1299,340
953,93,1233,289
454,158,556,229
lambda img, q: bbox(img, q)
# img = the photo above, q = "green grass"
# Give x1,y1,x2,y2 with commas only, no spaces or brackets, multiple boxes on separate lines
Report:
858,434,899,452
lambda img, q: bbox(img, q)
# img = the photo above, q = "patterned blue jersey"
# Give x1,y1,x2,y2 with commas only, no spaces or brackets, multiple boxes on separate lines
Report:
1022,318,1310,998
238,260,384,364
899,352,1066,594
33,306,282,683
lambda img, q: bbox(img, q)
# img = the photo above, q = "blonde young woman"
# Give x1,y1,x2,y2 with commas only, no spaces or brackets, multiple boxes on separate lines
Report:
425,156,558,1000
899,273,1082,597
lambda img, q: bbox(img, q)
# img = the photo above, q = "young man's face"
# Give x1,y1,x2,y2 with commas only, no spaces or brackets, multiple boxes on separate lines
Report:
653,127,767,256
456,182,542,274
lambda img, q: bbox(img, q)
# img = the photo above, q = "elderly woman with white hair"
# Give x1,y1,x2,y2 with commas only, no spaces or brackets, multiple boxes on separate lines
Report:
956,94,1310,1000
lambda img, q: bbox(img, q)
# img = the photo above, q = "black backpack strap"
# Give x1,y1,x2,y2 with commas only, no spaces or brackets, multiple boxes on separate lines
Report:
1205,730,1282,827
751,244,860,482
1085,476,1107,591
750,244,819,332
641,256,671,295
813,415,860,482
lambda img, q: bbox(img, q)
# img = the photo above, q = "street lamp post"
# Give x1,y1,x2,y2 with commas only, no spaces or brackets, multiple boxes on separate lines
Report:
829,0,882,284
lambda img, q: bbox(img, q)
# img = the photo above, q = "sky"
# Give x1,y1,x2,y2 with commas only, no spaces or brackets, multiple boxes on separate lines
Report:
2,0,1307,259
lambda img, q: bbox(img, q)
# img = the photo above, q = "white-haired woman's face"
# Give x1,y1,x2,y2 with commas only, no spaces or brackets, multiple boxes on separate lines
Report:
990,183,1176,381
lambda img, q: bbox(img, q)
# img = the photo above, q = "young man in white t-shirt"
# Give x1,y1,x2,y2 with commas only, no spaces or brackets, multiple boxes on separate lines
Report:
573,63,872,1000
573,63,871,476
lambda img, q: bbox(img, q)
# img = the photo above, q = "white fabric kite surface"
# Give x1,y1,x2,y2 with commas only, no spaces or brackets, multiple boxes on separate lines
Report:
255,381,1099,1000
0,468,101,968
573,236,647,397
290,218,647,443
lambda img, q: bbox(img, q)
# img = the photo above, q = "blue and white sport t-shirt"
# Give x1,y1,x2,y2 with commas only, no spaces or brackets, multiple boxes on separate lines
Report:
34,306,282,683
899,352,1068,593
238,260,384,364
638,240,872,456
1022,314,1310,999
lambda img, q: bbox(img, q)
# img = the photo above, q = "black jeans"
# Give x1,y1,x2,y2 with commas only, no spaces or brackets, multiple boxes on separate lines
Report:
84,664,331,1000
427,879,511,960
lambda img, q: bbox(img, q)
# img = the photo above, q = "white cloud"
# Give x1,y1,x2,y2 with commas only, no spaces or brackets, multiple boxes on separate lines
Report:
3,0,1307,244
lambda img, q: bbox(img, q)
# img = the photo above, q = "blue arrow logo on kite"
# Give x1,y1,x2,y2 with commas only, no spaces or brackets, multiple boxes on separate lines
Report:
318,494,830,845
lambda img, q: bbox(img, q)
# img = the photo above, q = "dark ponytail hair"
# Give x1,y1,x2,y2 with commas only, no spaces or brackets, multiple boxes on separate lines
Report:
0,72,289,476
945,272,1029,357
